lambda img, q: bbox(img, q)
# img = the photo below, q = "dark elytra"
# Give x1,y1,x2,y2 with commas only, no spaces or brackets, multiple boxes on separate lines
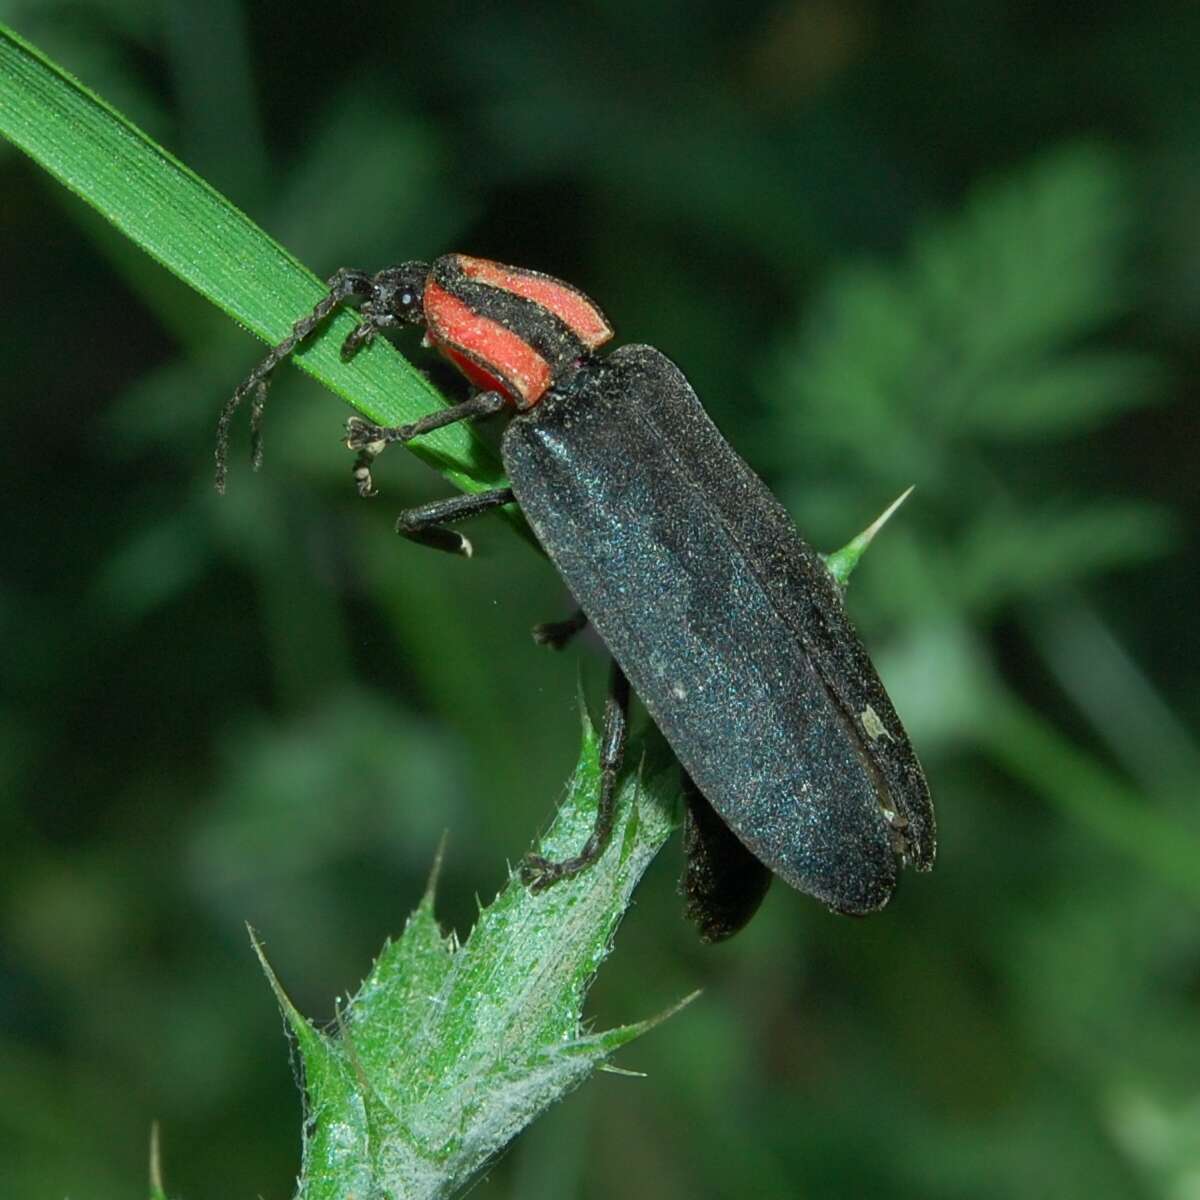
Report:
503,344,934,916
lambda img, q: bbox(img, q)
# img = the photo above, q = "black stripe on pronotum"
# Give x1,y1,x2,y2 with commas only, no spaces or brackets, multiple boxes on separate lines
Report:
216,253,935,941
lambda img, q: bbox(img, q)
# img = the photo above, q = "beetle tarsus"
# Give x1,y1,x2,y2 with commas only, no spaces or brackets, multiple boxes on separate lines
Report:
345,418,387,497
343,392,508,499
521,661,629,890
344,416,385,447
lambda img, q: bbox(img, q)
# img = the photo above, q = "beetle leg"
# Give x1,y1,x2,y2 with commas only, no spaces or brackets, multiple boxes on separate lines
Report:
345,390,508,498
521,660,630,891
391,486,515,556
679,774,772,943
216,268,375,493
531,607,589,649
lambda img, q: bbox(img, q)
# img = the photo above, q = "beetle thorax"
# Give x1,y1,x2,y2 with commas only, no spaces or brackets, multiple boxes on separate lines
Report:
422,254,613,409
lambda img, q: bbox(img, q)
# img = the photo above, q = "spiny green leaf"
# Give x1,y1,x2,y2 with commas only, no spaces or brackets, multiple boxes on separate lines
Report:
255,722,683,1200
823,486,914,588
148,1122,167,1200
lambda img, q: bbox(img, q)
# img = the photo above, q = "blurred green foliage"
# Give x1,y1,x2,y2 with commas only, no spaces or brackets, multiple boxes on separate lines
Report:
1,2,1198,1198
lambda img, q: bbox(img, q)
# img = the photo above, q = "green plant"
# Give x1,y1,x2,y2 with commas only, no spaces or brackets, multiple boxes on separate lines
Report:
0,27,874,1197
0,29,689,1197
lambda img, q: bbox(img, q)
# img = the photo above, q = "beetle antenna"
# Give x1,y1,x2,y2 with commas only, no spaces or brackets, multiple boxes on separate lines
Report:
215,270,373,493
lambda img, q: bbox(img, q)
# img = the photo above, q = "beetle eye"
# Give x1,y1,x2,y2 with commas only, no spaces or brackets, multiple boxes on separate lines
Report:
400,291,414,306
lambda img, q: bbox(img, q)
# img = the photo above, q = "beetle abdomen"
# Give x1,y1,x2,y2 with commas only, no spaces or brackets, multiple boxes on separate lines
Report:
502,345,933,914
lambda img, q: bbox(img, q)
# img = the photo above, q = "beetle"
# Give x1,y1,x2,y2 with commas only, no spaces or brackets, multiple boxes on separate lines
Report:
216,253,935,940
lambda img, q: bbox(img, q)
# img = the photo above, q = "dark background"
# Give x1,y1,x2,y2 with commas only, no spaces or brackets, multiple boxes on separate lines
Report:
2,2,1198,1197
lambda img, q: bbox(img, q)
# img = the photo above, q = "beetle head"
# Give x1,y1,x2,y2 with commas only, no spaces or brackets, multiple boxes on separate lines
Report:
368,260,431,327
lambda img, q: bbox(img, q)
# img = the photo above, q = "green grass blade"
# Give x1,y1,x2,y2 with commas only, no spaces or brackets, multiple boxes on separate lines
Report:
0,22,502,493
